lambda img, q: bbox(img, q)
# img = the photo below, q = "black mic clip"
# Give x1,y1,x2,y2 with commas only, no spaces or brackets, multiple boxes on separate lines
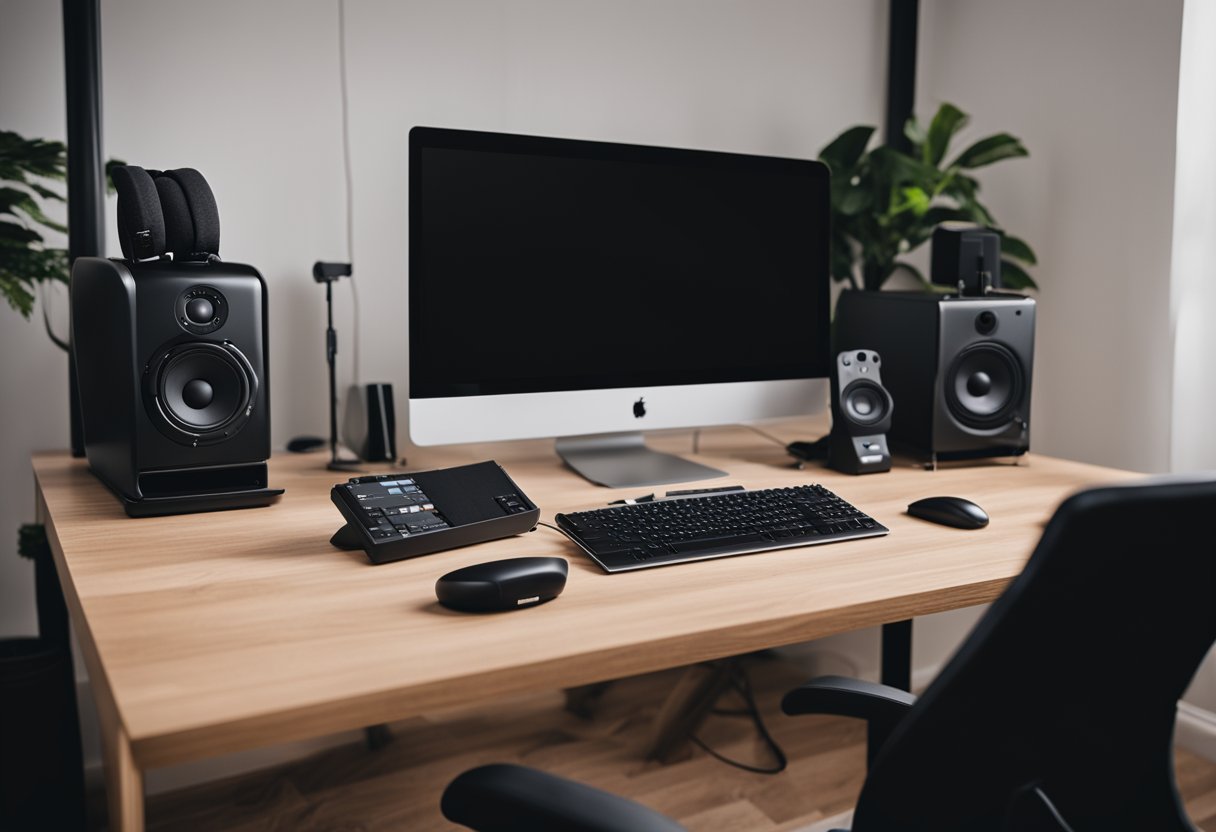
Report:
313,261,352,283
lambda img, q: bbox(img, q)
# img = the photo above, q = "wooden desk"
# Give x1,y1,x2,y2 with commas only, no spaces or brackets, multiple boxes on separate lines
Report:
34,422,1137,831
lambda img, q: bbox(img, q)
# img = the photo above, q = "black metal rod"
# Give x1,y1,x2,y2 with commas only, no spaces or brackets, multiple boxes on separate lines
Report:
63,0,106,457
884,0,920,152
326,280,340,466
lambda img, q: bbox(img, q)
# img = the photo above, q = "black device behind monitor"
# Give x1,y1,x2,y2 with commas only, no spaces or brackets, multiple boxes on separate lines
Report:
344,383,397,463
827,349,893,475
436,557,568,612
931,224,1003,295
833,290,1034,465
329,461,540,565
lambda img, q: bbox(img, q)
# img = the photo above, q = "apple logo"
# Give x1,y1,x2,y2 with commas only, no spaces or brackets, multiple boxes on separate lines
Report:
633,397,646,418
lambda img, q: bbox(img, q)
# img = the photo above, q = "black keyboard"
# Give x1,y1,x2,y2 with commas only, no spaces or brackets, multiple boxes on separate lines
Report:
556,484,888,572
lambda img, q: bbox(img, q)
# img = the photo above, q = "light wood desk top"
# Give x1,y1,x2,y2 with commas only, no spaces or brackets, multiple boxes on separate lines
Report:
36,420,1137,777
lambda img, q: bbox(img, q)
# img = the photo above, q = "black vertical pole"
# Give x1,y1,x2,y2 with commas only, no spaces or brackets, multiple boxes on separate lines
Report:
878,0,919,699
884,0,919,153
63,0,106,457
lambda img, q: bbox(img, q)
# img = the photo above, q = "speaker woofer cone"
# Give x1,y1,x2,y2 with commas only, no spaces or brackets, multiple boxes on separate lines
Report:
946,342,1024,429
145,341,258,445
841,379,892,427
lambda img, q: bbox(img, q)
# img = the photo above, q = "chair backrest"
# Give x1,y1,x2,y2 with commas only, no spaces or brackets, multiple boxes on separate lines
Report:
852,476,1216,832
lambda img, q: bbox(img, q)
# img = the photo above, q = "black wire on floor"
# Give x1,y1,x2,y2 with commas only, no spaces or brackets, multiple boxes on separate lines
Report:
691,662,788,775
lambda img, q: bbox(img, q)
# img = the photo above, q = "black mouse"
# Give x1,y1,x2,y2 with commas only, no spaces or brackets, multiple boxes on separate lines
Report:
907,496,989,530
287,435,325,453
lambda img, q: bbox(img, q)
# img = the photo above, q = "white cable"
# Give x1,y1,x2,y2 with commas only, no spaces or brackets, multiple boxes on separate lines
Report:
338,0,360,384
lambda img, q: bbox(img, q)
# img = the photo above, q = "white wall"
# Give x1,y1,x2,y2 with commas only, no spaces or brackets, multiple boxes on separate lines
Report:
919,0,1184,475
1169,0,1216,743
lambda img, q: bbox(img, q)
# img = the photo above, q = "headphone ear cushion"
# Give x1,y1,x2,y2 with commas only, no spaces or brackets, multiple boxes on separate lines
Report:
161,168,220,257
154,175,194,259
111,165,165,260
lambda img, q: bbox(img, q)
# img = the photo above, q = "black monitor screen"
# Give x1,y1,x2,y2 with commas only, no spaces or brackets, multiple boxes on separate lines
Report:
409,127,830,399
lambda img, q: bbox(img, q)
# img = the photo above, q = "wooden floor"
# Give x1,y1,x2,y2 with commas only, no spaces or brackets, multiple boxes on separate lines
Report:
135,655,1216,831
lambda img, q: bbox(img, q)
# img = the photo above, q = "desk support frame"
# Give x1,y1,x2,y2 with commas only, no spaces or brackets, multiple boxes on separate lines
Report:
881,620,913,692
36,484,144,831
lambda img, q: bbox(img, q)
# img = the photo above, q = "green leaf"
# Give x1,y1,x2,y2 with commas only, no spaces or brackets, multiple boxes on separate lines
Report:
869,145,938,187
830,237,856,286
835,183,871,216
819,125,875,177
1000,233,1037,265
903,116,927,150
0,220,42,246
892,186,930,217
17,179,64,202
1000,258,1038,290
924,103,969,167
0,187,67,234
0,274,36,316
952,133,1027,169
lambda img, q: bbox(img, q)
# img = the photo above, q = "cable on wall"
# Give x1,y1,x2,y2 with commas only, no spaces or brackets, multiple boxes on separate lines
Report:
338,0,361,384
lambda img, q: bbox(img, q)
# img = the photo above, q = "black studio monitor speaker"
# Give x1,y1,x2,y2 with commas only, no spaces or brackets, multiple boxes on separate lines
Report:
71,166,282,516
834,290,1035,464
828,349,893,475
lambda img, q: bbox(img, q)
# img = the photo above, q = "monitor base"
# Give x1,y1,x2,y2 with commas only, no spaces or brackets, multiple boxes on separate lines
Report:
556,432,726,489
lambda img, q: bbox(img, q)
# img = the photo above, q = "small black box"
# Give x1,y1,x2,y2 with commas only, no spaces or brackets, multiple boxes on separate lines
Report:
931,224,1001,294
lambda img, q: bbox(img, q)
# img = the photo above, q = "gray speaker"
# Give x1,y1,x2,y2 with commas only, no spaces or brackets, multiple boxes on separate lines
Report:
828,349,893,475
833,291,1035,464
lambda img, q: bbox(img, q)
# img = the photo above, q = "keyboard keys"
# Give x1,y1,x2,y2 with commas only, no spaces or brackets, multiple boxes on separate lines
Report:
556,484,887,572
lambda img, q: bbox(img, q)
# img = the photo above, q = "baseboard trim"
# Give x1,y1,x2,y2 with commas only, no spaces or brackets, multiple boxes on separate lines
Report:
1177,701,1216,762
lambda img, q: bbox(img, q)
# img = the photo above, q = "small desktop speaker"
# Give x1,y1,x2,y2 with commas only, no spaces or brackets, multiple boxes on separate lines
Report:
828,349,893,475
343,383,397,463
71,166,281,515
833,290,1035,464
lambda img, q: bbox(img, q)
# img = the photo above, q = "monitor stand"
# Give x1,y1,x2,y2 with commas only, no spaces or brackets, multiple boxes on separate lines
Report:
555,432,727,489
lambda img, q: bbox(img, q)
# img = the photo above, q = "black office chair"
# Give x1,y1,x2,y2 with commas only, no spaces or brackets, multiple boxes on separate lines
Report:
441,477,1216,832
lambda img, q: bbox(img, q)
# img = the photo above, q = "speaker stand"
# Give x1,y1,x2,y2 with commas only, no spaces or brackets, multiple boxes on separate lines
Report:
317,266,361,472
116,487,284,518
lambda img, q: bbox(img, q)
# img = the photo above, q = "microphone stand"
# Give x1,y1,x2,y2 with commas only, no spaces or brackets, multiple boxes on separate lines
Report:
313,261,361,472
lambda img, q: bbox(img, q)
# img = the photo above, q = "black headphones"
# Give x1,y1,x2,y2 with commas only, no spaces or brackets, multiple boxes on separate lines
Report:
111,165,221,262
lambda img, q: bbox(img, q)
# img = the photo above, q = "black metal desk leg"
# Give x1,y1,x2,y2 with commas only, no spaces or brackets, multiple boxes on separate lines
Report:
881,619,913,691
872,619,913,768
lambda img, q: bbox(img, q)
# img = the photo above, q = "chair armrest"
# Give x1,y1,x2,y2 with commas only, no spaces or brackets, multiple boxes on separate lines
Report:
442,764,687,832
782,676,918,767
781,675,917,721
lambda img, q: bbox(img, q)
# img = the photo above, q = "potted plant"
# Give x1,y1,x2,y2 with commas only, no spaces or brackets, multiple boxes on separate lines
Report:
818,102,1038,292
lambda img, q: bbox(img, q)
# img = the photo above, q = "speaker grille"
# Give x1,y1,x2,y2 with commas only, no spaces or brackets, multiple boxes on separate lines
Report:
841,379,892,428
145,341,258,445
945,342,1025,430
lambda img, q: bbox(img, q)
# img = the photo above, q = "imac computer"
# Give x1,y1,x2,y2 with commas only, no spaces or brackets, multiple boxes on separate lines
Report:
408,126,831,488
